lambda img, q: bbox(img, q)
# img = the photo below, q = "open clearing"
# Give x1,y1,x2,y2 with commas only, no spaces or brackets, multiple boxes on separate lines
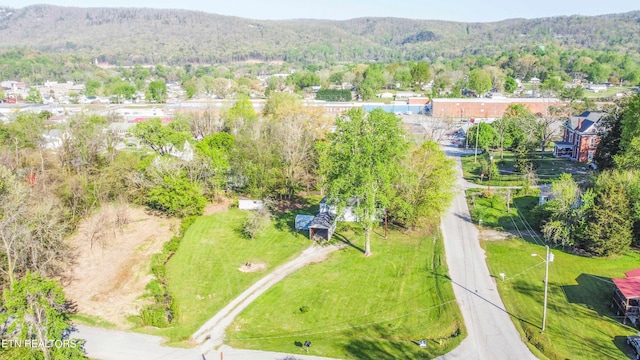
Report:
467,187,640,359
145,208,312,344
484,238,640,359
225,227,464,360
64,203,179,327
461,151,594,187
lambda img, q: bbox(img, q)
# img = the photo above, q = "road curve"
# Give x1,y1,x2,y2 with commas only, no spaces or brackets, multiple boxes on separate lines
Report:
435,145,537,360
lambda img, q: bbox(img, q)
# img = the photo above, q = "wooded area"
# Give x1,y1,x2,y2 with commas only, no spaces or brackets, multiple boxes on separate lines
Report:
1,6,640,66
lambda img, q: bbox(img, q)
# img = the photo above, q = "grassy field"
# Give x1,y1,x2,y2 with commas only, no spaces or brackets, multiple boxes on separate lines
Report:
466,189,640,359
583,86,634,99
225,227,464,359
467,188,540,233
461,151,593,186
484,239,640,360
144,206,312,344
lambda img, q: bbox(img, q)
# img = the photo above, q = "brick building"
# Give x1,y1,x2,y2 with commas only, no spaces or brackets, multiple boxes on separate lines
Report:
430,98,562,119
553,111,605,163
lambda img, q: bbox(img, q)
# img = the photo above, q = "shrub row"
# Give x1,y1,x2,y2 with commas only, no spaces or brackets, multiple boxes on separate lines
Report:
138,216,196,327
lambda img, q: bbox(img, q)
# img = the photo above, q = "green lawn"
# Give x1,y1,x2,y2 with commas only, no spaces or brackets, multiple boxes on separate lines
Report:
484,240,640,360
584,86,634,99
144,207,312,343
462,151,593,186
225,228,464,359
467,188,540,233
466,189,640,359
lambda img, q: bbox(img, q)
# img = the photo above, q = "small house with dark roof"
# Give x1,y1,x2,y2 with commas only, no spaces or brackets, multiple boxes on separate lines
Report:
612,268,640,326
553,111,605,163
309,212,336,241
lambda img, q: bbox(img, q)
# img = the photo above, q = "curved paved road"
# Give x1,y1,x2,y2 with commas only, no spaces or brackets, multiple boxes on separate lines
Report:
435,145,537,360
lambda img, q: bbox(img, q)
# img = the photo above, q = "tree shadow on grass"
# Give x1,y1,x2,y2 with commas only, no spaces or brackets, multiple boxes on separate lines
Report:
272,197,318,235
562,273,617,318
332,233,365,254
341,324,435,360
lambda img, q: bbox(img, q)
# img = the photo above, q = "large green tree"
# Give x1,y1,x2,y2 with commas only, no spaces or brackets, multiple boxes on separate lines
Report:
466,122,499,151
194,132,234,192
146,174,206,218
0,272,86,360
223,96,258,135
582,179,633,256
503,77,518,94
389,141,456,228
410,61,431,88
468,69,492,94
493,104,535,158
147,80,167,103
540,173,580,247
131,119,191,156
324,108,407,256
25,87,42,104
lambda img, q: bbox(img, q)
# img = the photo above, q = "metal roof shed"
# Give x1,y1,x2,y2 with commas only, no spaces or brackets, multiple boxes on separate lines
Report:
309,213,336,242
295,215,314,231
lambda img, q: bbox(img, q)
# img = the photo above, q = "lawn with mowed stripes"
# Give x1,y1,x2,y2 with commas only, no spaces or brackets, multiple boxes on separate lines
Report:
148,209,311,344
468,188,640,359
226,226,464,359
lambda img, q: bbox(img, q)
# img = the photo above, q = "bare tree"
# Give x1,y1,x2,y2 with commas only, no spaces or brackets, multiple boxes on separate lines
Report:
0,168,70,288
179,110,222,140
268,103,330,198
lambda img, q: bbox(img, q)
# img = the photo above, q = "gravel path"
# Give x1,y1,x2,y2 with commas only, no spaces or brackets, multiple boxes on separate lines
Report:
193,244,340,356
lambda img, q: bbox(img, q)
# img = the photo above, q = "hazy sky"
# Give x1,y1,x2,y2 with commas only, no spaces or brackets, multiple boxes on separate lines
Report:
6,0,639,22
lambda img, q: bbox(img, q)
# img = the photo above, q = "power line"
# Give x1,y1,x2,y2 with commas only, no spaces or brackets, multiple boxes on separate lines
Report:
227,300,458,341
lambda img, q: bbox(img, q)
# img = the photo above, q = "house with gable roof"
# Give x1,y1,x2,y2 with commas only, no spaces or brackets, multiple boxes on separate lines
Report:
553,111,605,163
612,267,640,326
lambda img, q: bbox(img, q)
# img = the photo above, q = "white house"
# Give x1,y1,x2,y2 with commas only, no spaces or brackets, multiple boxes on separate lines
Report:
168,140,194,162
239,200,264,210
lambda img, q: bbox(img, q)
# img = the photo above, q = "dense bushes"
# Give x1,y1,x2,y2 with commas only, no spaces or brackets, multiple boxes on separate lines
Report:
138,216,196,327
146,176,207,218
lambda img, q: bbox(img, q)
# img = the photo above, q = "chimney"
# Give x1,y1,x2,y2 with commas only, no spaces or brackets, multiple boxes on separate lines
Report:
577,118,583,131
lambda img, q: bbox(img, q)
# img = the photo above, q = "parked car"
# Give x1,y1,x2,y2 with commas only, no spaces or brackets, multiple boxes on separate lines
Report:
627,335,640,360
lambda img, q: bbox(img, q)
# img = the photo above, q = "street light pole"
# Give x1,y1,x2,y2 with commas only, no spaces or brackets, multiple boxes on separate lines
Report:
542,245,550,332
532,245,553,333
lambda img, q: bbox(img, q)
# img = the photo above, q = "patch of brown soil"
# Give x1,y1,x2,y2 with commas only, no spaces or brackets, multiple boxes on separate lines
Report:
63,203,178,328
479,228,515,241
203,198,232,215
238,262,267,273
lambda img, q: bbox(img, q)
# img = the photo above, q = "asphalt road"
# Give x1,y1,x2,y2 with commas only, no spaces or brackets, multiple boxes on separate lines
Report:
72,325,335,360
435,145,537,360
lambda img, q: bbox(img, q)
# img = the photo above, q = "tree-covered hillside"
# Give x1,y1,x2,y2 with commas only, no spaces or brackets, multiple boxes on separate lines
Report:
1,5,639,65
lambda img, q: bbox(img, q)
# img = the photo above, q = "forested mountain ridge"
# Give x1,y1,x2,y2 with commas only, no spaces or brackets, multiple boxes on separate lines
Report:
1,5,640,65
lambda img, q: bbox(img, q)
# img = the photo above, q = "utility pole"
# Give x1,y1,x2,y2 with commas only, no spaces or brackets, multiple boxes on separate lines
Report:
542,245,550,332
532,245,553,333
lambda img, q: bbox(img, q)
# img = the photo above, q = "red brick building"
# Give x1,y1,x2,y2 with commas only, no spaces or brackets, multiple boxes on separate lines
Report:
553,111,605,163
430,98,562,119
